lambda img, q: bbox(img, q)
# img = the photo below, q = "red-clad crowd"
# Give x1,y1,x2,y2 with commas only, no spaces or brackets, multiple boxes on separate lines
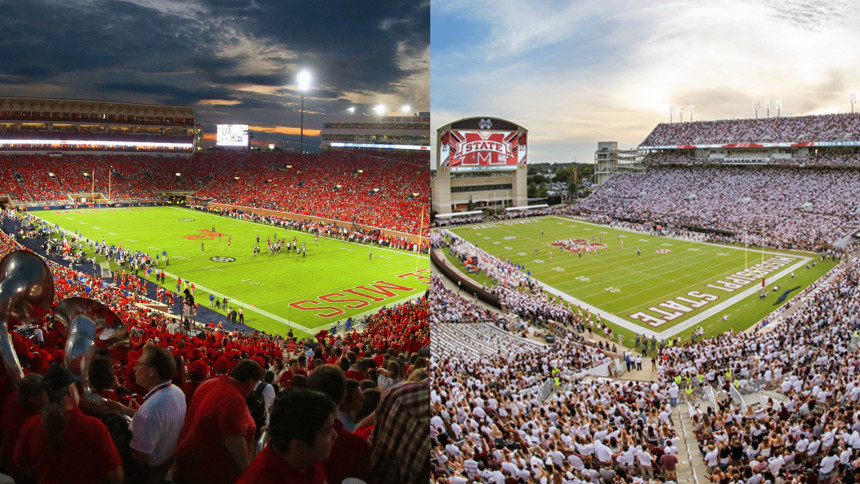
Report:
0,226,430,484
0,151,429,236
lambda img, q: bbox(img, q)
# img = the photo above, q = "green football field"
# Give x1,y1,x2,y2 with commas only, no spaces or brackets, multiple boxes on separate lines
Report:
446,216,836,342
35,207,430,339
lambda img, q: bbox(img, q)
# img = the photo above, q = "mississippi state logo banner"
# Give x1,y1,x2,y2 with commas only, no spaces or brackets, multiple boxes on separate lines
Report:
440,130,527,171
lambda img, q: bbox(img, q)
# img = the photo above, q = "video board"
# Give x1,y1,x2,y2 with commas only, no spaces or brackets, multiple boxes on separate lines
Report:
439,130,527,172
216,124,249,146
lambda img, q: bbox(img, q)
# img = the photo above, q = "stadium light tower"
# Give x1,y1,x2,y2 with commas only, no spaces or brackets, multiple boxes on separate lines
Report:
765,100,771,118
776,99,782,117
753,100,760,119
678,106,684,122
850,93,856,114
689,105,694,122
297,70,311,154
669,106,674,123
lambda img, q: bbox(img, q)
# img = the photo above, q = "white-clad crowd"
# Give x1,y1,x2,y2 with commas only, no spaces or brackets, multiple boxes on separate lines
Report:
579,165,860,251
642,113,860,146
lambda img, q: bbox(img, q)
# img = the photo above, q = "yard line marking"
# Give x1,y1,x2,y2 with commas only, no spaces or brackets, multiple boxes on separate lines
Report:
156,269,313,333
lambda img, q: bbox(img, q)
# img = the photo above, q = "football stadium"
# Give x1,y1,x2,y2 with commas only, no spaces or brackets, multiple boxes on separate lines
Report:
0,96,430,483
430,112,860,484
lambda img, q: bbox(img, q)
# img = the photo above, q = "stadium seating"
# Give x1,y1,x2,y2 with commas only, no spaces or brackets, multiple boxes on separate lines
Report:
0,151,429,235
578,165,860,251
641,113,860,146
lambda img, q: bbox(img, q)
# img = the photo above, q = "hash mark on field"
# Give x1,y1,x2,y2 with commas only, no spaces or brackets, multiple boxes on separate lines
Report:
716,253,730,257
575,276,590,282
604,286,621,294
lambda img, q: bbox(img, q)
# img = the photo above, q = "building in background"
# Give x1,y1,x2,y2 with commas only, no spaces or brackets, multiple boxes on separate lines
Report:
432,116,528,215
0,97,200,156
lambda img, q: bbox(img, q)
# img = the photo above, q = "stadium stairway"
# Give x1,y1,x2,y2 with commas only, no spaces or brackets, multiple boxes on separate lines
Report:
13,173,33,202
671,403,708,484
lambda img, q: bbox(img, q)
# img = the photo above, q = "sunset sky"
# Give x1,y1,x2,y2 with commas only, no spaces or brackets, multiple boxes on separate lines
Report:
431,0,860,165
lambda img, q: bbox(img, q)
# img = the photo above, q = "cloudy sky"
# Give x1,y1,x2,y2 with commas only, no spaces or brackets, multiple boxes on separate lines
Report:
0,0,429,151
431,0,860,166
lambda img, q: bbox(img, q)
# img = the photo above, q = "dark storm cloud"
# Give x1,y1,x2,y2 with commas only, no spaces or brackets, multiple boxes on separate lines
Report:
96,82,239,106
194,0,430,94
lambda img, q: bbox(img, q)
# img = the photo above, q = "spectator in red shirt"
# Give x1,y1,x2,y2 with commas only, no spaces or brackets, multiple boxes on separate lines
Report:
307,365,370,484
172,359,264,484
344,359,369,382
0,373,45,482
183,360,209,407
236,388,337,484
14,365,124,484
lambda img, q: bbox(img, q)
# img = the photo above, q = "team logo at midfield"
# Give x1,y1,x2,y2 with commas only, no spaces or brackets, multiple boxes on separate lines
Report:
183,229,228,240
179,218,195,221
655,249,672,254
210,257,235,263
550,238,606,251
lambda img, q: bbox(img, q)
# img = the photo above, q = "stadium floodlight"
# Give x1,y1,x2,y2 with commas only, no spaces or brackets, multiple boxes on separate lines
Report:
678,106,684,122
400,105,410,113
347,107,356,113
297,70,311,155
689,105,694,122
269,144,275,150
753,100,760,118
776,99,783,117
851,93,857,114
357,169,364,173
669,106,674,123
373,105,386,115
765,100,771,118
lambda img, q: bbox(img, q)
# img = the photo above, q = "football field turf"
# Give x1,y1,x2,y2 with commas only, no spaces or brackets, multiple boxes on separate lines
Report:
35,207,430,339
446,216,836,342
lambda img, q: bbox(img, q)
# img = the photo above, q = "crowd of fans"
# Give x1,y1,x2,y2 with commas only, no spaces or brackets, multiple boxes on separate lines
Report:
577,165,860,251
431,247,860,484
195,151,429,235
0,151,429,236
0,219,431,483
641,113,860,146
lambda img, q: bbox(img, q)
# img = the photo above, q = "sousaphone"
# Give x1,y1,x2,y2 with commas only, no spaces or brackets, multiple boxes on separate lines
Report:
0,250,55,386
56,297,129,402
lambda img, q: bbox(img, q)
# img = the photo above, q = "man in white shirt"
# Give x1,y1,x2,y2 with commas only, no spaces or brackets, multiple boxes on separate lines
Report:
704,445,719,474
105,345,187,483
819,450,839,481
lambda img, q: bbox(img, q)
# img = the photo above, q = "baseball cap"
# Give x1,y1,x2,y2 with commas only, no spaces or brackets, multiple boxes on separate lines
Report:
43,365,83,394
188,360,210,380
